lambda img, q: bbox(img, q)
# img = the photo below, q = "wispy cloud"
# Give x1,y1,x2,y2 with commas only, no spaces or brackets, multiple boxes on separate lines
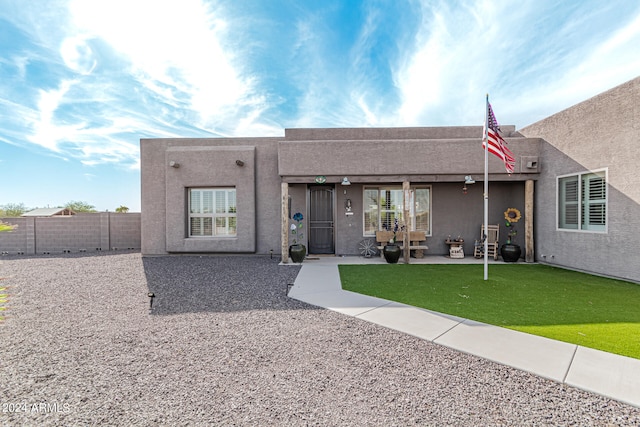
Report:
0,0,276,169
1,0,639,171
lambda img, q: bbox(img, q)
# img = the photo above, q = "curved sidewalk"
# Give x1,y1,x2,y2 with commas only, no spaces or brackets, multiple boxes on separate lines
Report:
286,256,640,409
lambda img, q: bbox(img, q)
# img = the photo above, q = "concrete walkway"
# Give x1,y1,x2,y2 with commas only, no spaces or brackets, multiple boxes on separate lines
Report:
286,255,640,409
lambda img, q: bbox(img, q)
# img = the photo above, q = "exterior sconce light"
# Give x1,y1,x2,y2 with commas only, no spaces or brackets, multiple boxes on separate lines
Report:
236,160,245,167
345,198,352,212
341,177,351,186
463,175,475,195
169,161,180,168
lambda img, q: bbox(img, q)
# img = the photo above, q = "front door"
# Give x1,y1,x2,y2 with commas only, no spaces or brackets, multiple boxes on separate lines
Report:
308,186,334,254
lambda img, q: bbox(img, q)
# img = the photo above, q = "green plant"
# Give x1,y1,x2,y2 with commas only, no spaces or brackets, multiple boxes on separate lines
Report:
64,200,97,213
0,220,17,232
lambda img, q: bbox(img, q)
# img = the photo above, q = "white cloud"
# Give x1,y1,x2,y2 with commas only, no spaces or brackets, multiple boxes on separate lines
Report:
67,0,260,131
60,36,96,75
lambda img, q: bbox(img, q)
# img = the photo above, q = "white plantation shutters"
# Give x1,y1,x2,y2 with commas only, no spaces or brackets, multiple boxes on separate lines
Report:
189,188,237,236
583,173,606,230
558,170,606,231
363,187,431,236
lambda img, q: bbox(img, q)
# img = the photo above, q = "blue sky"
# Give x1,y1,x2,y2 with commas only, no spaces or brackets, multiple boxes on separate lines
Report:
1,0,639,212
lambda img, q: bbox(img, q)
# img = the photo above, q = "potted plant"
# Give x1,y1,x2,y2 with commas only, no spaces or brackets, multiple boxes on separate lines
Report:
383,219,403,264
289,212,306,263
500,207,522,262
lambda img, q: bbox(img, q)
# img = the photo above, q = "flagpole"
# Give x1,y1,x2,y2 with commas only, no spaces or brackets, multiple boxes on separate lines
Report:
484,94,489,280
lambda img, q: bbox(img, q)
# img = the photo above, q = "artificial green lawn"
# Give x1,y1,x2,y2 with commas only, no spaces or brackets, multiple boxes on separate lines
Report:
339,264,640,360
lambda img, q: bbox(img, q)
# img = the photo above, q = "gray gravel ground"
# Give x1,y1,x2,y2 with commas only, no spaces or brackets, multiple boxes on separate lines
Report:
1,252,639,426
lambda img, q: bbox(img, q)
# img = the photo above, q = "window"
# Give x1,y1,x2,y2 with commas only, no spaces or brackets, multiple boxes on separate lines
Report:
189,188,237,237
363,186,431,236
558,170,606,231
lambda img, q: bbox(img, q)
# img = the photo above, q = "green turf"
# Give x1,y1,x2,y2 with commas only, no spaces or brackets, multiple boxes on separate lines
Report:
339,264,640,359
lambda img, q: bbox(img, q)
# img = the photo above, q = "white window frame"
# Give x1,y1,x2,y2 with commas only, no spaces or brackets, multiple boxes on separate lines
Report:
188,188,237,237
362,186,432,237
557,169,607,233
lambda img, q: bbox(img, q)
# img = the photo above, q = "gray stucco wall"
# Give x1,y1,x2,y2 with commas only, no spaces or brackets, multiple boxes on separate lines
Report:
141,137,282,255
279,129,541,180
520,76,640,282
142,129,539,257
0,213,140,254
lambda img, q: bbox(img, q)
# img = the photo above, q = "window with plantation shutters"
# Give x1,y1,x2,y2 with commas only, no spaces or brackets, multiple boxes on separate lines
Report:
362,186,431,236
189,188,237,237
558,170,607,232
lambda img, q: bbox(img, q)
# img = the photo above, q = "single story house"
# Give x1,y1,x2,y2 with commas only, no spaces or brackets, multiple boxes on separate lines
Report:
141,75,640,283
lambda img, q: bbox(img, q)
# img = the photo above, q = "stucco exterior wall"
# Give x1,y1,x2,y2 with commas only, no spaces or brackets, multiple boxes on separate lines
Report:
140,137,282,255
520,76,640,282
141,129,539,257
279,130,541,180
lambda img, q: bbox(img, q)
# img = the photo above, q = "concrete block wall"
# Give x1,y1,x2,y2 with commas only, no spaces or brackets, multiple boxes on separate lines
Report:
36,215,102,253
110,213,142,250
0,213,141,255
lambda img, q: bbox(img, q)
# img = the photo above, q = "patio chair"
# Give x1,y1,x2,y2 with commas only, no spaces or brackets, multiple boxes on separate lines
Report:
473,224,499,260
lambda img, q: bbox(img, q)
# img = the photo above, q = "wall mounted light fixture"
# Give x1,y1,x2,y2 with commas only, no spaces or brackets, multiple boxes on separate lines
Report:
169,161,180,168
463,175,475,195
345,198,352,211
236,160,245,166
341,177,351,186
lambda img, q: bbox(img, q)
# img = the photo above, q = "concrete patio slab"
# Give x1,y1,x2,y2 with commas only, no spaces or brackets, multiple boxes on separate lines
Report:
565,346,640,408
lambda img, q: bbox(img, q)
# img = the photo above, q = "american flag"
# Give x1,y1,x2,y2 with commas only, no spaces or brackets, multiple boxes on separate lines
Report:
483,102,515,174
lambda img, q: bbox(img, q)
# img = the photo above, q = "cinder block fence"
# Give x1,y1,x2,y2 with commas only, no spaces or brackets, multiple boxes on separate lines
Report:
0,213,141,255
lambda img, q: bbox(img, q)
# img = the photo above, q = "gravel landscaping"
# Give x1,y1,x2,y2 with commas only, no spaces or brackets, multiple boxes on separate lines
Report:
1,252,639,426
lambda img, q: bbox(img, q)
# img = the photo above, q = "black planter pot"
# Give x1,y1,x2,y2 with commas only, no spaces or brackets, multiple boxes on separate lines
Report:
383,244,402,264
501,243,522,263
289,244,306,263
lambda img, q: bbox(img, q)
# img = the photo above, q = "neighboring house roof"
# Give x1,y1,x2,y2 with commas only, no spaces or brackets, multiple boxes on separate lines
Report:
22,208,76,217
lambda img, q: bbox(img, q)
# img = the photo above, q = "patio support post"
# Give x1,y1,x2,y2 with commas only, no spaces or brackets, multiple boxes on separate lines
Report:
281,182,289,263
403,180,411,264
525,179,534,263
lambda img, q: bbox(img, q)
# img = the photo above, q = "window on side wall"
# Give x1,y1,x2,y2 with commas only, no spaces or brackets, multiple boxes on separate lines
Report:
189,188,237,237
363,186,431,236
558,170,607,232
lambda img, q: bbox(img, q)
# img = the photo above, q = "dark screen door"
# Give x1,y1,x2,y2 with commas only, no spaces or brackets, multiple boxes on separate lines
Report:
308,186,334,254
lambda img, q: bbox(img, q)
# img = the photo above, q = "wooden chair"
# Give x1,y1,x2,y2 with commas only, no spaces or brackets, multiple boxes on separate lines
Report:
473,224,499,260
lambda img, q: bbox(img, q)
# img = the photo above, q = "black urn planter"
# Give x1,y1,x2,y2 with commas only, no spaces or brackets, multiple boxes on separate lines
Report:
383,244,402,264
501,243,522,263
289,244,306,263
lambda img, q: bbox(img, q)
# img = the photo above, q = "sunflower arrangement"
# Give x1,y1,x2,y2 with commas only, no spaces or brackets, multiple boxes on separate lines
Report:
504,208,521,244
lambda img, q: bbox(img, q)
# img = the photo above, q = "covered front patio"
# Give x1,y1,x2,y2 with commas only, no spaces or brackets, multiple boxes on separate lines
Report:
277,127,540,263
